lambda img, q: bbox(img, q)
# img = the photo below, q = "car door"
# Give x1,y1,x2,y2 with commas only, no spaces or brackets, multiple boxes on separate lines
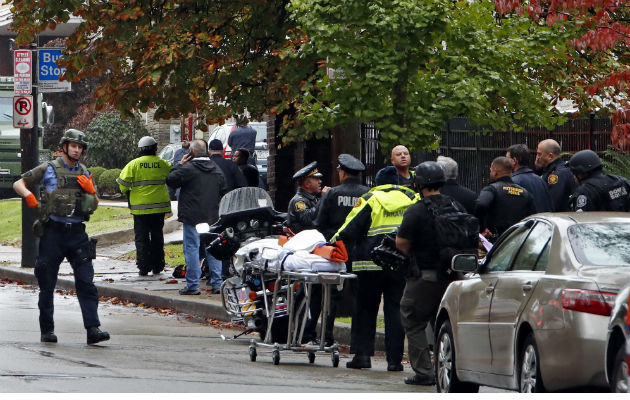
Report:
456,224,532,372
489,220,553,375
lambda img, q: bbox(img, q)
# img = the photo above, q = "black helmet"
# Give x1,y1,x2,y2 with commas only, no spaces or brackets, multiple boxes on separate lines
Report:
568,150,602,174
414,161,445,189
59,129,88,150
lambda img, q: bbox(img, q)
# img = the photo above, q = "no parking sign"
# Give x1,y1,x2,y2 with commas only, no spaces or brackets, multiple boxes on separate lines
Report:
13,95,34,128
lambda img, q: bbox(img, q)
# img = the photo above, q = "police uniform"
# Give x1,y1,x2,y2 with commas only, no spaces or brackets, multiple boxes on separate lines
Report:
475,176,536,239
542,158,576,212
117,155,172,275
570,172,630,212
22,157,103,340
333,184,419,368
303,155,369,345
286,161,323,233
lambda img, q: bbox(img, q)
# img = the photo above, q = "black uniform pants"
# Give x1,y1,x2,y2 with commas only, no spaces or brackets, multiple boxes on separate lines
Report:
35,222,100,334
350,269,405,363
400,277,450,376
133,213,165,272
304,283,341,343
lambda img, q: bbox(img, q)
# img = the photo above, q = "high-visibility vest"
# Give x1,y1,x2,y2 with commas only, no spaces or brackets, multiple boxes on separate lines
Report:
117,155,172,215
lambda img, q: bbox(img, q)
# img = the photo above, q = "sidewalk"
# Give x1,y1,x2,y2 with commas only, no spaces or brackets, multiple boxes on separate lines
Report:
0,212,388,349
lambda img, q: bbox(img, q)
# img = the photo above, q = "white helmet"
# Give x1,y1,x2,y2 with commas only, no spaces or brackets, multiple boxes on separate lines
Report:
138,136,158,148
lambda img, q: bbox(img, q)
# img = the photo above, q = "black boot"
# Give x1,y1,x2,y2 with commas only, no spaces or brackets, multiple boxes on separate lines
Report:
346,354,371,369
87,327,110,344
404,374,436,385
41,332,58,343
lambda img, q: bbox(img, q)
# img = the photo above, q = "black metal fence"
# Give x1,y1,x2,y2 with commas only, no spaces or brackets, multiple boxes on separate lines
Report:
361,117,618,193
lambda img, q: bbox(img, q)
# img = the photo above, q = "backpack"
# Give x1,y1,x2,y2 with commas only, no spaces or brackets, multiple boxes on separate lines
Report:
422,197,479,272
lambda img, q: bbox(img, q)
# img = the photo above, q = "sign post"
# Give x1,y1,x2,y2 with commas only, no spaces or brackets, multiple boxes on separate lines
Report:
38,48,71,92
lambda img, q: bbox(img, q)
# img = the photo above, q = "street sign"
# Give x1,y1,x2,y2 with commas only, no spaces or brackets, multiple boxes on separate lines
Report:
13,50,32,95
13,95,34,128
38,48,71,92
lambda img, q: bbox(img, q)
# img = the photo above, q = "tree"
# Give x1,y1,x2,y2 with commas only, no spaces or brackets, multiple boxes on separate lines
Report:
494,0,630,150
85,112,149,168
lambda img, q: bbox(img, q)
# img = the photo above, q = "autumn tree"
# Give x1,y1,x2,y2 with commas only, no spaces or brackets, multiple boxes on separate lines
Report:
494,0,630,149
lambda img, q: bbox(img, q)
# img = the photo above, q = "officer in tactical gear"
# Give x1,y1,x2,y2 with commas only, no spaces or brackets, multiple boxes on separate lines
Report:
286,161,329,233
333,172,419,371
568,149,630,212
117,136,172,276
396,161,470,385
301,154,369,346
12,129,110,345
475,156,536,241
535,139,576,211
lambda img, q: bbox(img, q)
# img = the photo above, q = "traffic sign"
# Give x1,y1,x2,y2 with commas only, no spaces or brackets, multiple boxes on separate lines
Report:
38,48,71,92
13,50,32,95
13,95,34,128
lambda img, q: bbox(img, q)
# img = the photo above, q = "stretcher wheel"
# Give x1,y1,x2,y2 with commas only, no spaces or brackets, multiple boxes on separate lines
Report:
331,351,339,368
272,350,280,365
308,351,316,364
249,346,257,362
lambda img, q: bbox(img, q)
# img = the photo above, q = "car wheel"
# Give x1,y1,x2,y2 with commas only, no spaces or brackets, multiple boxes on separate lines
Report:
436,320,480,393
610,344,628,393
519,333,545,393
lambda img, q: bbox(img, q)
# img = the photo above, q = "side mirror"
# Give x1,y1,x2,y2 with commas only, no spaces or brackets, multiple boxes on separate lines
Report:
451,254,478,273
42,102,54,126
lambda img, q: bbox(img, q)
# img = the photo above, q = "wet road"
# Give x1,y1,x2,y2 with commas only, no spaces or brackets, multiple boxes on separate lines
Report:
0,281,438,393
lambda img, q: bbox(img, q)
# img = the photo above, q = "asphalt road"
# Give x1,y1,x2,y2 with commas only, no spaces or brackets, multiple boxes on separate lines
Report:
0,281,438,393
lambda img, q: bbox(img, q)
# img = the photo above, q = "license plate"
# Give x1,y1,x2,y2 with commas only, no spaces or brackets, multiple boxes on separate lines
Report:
255,149,269,160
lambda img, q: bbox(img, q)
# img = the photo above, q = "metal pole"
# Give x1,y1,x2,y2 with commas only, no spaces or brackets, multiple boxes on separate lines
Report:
20,48,39,267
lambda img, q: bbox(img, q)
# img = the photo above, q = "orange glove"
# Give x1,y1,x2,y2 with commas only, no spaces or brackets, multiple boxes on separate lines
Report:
25,193,39,208
77,175,96,194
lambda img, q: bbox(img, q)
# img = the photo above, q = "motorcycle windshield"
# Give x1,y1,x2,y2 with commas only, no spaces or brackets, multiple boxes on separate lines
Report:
218,187,274,216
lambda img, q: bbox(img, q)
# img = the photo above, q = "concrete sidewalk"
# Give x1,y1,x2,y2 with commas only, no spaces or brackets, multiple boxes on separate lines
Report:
0,227,388,350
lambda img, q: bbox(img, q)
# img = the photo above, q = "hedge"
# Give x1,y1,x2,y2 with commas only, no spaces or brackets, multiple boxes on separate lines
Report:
98,168,122,196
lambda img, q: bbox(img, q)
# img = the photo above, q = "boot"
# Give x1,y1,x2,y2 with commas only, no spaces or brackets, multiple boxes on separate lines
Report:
41,332,58,343
404,374,436,385
346,354,371,369
87,327,110,344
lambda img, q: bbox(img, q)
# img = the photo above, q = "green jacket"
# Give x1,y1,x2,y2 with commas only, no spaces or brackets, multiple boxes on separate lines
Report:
333,184,419,272
117,155,172,215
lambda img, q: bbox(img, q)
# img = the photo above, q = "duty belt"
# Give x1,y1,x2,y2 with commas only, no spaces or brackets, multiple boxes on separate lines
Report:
47,220,85,233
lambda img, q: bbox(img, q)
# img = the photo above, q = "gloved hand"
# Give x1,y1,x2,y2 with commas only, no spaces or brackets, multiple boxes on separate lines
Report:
77,175,96,194
25,193,39,208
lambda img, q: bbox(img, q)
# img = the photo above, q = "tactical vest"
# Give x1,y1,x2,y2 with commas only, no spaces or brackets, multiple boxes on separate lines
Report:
582,174,630,212
38,158,95,221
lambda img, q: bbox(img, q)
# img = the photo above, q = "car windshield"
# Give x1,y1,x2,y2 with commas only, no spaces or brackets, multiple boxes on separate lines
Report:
568,222,630,266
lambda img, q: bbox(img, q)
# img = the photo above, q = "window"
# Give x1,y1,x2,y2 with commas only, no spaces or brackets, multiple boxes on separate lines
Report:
484,225,531,273
512,222,553,271
568,223,630,266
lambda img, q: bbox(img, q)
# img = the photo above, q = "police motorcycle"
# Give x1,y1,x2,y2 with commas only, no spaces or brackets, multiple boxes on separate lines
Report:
197,186,296,342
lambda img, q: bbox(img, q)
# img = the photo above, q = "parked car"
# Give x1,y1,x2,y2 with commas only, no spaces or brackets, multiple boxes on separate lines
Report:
158,142,183,164
434,212,630,393
606,284,629,392
208,122,268,187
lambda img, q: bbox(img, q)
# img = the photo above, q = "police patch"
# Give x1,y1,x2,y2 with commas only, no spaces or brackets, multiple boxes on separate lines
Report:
353,198,363,208
294,201,307,212
547,174,558,185
576,194,587,208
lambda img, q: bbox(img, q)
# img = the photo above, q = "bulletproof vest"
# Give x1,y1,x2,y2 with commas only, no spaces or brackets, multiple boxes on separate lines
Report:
487,180,531,235
39,158,95,221
583,174,630,212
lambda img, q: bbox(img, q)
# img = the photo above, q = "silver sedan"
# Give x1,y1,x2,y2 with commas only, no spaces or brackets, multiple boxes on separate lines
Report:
434,212,630,392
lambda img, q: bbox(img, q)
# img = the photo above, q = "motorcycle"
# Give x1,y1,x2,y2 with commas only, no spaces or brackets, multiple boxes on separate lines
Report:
197,187,298,342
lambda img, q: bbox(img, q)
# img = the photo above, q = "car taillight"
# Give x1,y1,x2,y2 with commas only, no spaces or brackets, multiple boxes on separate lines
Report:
267,281,276,292
561,289,616,316
223,147,231,159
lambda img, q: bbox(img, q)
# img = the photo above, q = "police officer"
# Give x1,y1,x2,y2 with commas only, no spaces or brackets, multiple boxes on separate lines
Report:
302,154,369,346
117,136,172,276
568,149,630,212
286,161,329,233
333,175,419,371
396,162,460,385
535,139,576,211
12,129,110,344
475,156,536,240
507,144,552,213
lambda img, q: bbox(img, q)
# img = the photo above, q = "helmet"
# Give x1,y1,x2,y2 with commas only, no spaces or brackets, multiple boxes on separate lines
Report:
59,129,88,150
371,232,409,273
137,136,158,148
568,150,602,174
414,161,445,189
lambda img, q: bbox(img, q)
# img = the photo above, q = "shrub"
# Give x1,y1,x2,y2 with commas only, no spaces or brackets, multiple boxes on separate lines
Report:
98,168,122,196
86,112,149,168
89,166,106,185
602,146,630,179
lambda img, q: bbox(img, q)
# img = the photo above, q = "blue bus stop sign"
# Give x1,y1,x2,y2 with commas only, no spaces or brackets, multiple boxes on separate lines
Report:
38,49,71,92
